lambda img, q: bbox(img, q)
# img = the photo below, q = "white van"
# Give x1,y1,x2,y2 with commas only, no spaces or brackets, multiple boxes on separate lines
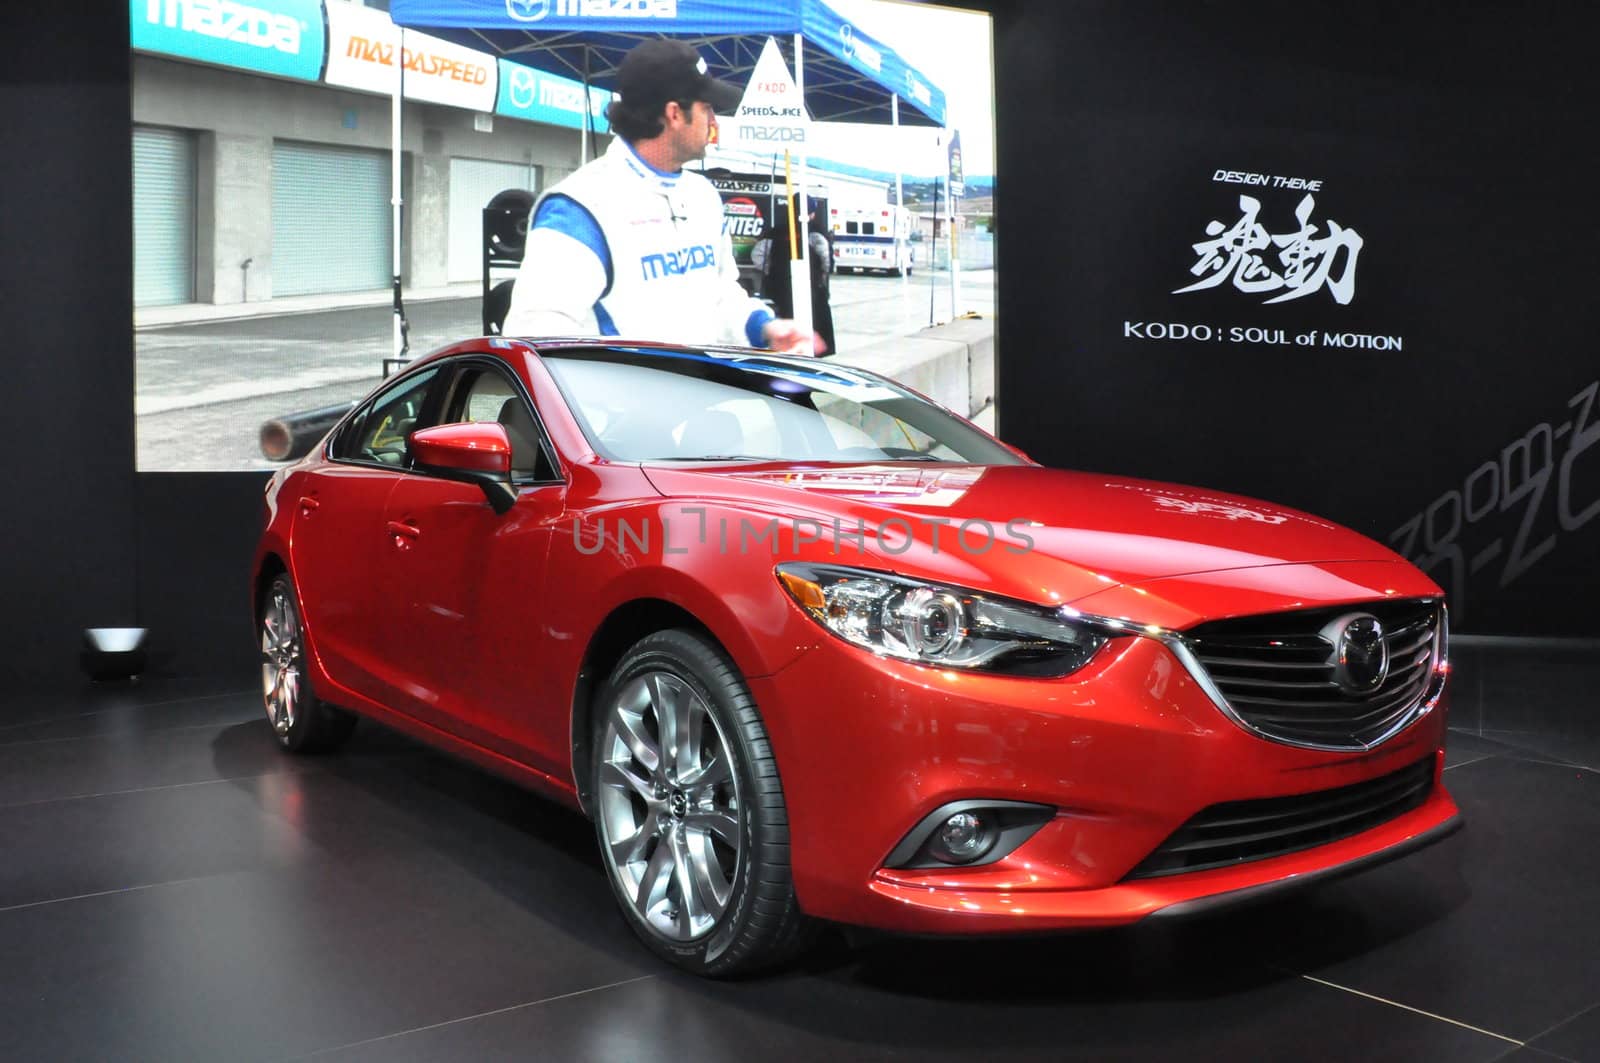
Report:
829,204,916,276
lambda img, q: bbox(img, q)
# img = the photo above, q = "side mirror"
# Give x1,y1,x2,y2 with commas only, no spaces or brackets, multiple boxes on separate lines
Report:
409,423,518,514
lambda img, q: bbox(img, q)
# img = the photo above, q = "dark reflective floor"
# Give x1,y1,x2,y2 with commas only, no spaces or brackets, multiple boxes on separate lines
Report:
2,640,1596,1062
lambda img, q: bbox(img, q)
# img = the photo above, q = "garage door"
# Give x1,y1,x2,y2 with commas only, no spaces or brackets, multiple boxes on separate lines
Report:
272,141,391,297
448,158,539,282
133,126,195,307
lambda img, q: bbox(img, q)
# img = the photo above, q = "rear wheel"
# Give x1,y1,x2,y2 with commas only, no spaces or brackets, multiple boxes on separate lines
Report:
592,629,812,977
259,573,357,754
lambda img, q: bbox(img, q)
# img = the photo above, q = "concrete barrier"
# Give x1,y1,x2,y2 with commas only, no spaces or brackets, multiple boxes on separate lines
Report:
835,314,995,423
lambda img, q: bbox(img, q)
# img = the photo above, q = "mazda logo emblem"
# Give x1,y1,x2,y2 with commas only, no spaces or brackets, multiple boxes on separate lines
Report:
509,67,536,109
506,0,550,23
1322,613,1389,695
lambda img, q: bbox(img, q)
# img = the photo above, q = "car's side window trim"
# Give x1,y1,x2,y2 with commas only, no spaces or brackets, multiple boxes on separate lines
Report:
324,355,564,485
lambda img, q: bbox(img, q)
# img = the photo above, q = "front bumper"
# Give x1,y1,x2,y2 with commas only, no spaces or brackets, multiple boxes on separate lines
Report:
750,631,1459,934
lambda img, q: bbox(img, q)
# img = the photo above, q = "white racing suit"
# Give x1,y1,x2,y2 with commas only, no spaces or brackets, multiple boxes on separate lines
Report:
501,139,773,348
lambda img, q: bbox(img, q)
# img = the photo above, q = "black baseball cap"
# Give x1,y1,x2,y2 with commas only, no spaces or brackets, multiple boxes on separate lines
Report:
616,39,743,116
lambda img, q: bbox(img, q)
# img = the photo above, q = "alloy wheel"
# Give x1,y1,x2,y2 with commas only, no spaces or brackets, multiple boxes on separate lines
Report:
260,585,302,738
597,670,743,942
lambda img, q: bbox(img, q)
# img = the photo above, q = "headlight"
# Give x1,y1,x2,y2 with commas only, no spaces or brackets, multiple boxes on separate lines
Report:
775,563,1113,677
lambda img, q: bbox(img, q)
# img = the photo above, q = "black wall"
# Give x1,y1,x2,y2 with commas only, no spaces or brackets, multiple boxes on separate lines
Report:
991,0,1600,635
3,7,273,686
4,3,1596,687
3,8,139,685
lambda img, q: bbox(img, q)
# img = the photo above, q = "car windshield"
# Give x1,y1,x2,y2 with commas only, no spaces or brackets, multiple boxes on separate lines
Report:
540,347,1024,465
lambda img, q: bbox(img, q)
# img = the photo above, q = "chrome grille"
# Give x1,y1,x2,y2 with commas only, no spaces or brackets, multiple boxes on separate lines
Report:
1183,599,1443,750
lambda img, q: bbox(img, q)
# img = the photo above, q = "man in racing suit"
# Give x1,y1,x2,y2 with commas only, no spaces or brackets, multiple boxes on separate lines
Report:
501,40,824,354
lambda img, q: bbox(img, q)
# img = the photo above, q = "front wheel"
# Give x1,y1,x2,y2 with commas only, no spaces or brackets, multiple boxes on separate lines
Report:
592,629,812,977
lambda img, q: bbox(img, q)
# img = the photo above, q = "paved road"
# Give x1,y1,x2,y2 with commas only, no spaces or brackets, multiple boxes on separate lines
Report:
134,270,995,471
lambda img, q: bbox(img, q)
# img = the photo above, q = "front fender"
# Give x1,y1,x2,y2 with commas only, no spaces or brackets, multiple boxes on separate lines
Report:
546,497,847,680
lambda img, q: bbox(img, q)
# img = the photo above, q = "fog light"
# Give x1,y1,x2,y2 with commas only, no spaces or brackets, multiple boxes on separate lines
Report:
885,800,1055,870
931,811,995,863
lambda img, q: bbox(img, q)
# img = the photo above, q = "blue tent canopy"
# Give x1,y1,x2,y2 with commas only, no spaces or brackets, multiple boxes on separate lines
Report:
386,0,948,127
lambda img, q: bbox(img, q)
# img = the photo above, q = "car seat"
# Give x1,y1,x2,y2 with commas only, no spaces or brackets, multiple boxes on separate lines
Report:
496,398,544,478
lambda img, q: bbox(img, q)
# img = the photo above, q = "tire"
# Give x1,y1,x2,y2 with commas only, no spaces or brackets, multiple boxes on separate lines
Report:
485,188,536,258
259,573,357,754
591,629,813,977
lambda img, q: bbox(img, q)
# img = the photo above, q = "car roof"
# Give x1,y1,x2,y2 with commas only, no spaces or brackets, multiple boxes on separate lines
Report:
411,336,852,377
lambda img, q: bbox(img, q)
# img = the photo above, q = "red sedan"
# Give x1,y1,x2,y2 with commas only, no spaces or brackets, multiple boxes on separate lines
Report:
253,338,1459,976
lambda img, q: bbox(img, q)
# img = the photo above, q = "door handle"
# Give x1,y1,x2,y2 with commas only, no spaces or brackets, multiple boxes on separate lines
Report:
299,496,320,515
386,520,421,546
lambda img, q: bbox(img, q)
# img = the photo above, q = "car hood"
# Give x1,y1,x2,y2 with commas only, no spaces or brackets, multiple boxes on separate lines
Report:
641,463,1412,607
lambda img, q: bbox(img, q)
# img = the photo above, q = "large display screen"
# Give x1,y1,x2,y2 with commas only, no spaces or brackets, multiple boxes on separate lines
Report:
131,0,997,472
